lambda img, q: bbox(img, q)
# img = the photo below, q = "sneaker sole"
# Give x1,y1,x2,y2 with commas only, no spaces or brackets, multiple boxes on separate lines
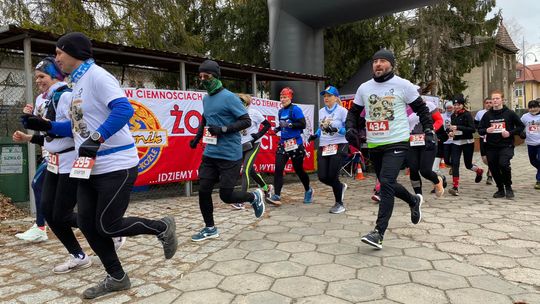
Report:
254,189,265,218
231,205,245,210
53,259,93,274
361,237,382,249
329,208,346,214
413,194,423,224
191,233,220,242
303,188,314,204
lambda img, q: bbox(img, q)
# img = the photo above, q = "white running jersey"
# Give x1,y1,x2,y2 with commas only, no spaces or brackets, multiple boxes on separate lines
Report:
354,75,419,147
241,108,265,144
521,113,540,146
34,93,49,159
318,104,348,146
70,64,138,175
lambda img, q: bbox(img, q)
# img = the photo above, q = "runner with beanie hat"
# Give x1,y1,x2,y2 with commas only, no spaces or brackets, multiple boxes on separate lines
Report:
56,32,93,61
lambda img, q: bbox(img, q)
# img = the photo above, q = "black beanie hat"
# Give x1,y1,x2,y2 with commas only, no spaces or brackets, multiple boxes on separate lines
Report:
372,49,395,67
199,60,220,78
56,32,93,61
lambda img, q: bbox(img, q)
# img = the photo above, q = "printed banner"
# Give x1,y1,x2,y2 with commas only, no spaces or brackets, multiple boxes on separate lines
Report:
125,88,315,186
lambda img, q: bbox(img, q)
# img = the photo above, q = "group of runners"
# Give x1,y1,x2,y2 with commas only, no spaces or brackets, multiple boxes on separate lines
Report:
11,32,540,299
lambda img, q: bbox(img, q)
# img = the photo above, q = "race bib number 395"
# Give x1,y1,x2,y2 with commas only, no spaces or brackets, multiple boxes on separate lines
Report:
69,157,95,179
366,120,390,137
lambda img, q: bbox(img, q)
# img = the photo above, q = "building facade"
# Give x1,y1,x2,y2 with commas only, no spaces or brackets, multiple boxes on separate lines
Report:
515,63,540,107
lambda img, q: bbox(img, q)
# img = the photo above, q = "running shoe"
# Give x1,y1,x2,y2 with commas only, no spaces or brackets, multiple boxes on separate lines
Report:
341,183,348,202
493,189,505,198
329,203,346,214
83,274,131,299
486,176,493,185
410,194,423,224
157,216,178,259
448,187,459,196
231,203,245,210
191,227,219,242
304,187,314,204
535,181,540,190
251,189,265,218
433,176,444,198
113,237,126,251
15,224,48,242
505,187,514,200
371,192,381,202
441,175,447,188
361,229,383,249
264,184,274,202
53,254,92,274
474,168,484,183
267,194,282,205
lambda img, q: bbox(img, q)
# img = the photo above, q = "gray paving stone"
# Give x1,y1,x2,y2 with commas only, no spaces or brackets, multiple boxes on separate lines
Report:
447,288,511,304
482,245,533,258
295,294,351,304
436,241,483,255
316,243,358,255
334,253,381,269
468,275,526,294
310,222,345,230
290,251,334,266
360,246,403,257
232,291,291,304
0,284,35,298
500,267,540,286
219,273,273,295
306,264,356,282
517,256,540,269
208,248,249,262
411,270,469,290
357,266,410,285
511,293,540,304
410,234,454,243
466,254,518,269
302,235,340,245
467,228,509,240
266,233,302,242
173,288,234,304
210,259,260,276
272,277,326,298
327,279,383,302
358,300,400,304
324,229,359,238
432,260,485,276
92,294,132,304
289,227,325,236
497,239,540,249
134,290,182,304
382,238,421,249
386,283,447,304
383,256,432,271
256,225,290,234
257,261,306,278
403,247,451,260
429,228,468,237
276,241,317,253
245,249,290,263
170,271,223,291
46,297,83,304
235,230,266,241
132,283,166,298
17,289,61,304
238,240,278,251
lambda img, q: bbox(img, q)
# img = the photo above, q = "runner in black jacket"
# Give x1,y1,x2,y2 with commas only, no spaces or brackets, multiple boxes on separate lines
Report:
478,90,524,199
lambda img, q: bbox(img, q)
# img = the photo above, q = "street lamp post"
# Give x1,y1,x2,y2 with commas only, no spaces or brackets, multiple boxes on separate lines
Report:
522,38,538,108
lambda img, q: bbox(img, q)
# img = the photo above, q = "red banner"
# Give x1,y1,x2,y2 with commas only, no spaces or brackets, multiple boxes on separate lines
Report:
125,88,315,186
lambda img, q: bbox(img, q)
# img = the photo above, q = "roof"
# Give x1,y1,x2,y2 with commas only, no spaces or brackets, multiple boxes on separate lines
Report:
516,63,540,83
495,23,519,53
0,25,327,82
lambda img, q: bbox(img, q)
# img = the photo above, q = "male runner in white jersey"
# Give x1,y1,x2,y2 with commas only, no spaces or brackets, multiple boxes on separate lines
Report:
346,49,434,249
25,32,178,299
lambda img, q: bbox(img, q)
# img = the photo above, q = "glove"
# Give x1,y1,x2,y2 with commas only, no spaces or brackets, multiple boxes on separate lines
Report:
207,125,226,136
21,114,52,131
345,128,358,143
189,136,201,149
79,137,101,158
308,134,318,142
250,133,260,142
322,126,338,134
424,130,437,151
279,120,290,128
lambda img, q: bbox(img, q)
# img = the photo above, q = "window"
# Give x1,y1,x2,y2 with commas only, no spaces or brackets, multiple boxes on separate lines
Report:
516,69,521,79
515,85,523,97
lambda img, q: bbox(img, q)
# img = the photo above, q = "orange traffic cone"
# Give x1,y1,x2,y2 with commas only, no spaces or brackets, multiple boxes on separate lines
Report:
440,160,446,169
355,166,366,180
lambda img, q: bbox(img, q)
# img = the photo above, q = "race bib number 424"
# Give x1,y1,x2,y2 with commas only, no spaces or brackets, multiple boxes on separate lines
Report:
366,120,390,137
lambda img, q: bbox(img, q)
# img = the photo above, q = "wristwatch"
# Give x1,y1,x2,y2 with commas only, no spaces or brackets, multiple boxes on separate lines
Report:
90,131,105,143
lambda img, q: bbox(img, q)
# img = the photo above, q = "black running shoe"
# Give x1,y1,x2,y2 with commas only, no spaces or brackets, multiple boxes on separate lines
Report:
83,274,131,299
493,189,505,198
505,188,514,200
410,194,423,224
361,229,383,249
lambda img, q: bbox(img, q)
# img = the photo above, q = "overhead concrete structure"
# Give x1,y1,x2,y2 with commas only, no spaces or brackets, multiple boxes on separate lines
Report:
268,0,442,103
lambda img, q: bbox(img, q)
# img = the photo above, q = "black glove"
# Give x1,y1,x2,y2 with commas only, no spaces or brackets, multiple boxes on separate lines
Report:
21,115,52,131
250,133,260,142
424,130,437,151
345,128,360,149
207,125,226,136
519,131,526,139
322,126,338,134
308,134,318,142
79,137,101,158
189,136,201,149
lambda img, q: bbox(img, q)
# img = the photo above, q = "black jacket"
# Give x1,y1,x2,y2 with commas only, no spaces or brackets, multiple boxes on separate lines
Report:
450,110,475,140
478,106,525,148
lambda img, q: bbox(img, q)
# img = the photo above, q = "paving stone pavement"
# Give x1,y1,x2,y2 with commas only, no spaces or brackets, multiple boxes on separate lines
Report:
0,144,539,304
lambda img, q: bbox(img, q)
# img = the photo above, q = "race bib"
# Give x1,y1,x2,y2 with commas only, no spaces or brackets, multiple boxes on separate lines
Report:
69,157,95,179
366,120,390,137
409,134,425,146
284,138,298,152
47,153,59,174
322,144,338,156
202,127,217,145
491,122,506,133
528,125,539,134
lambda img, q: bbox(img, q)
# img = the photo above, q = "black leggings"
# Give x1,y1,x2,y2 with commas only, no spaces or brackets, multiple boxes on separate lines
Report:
370,145,416,236
77,166,166,278
407,145,439,194
241,143,267,191
41,171,81,255
486,146,514,189
318,144,347,203
443,144,452,167
274,144,310,196
450,143,476,177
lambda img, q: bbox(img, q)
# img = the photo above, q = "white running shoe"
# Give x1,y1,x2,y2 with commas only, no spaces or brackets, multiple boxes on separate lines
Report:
15,224,48,242
114,237,127,251
53,254,92,274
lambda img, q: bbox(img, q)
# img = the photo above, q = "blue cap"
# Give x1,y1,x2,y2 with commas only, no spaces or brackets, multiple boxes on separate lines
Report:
320,85,340,97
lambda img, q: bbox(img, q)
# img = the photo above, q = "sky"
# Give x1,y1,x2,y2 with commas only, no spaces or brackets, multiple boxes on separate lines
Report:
494,0,540,60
